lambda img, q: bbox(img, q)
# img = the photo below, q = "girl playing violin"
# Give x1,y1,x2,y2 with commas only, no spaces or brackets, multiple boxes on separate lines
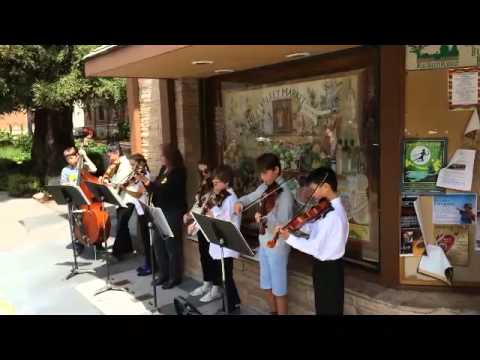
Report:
234,153,294,315
183,160,218,299
202,165,242,313
275,167,348,315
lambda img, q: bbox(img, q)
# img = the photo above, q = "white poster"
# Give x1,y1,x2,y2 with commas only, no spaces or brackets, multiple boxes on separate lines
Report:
436,149,476,191
433,194,477,225
476,211,480,253
451,71,479,106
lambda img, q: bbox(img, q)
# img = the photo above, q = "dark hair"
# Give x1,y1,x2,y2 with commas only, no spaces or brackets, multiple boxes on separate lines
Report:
212,165,234,186
63,146,78,157
306,167,337,192
107,142,123,156
130,153,150,173
161,143,185,169
256,153,281,173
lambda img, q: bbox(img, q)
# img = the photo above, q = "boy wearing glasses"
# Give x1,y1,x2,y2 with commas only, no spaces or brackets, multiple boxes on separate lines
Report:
61,146,99,254
276,167,348,315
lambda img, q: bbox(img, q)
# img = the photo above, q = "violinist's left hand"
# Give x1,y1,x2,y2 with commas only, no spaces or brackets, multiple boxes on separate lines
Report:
274,225,290,240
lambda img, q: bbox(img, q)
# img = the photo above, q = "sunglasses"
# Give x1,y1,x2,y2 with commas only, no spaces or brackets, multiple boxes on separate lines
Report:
64,152,78,159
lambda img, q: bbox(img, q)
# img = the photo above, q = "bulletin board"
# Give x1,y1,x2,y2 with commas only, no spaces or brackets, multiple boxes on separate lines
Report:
401,68,480,287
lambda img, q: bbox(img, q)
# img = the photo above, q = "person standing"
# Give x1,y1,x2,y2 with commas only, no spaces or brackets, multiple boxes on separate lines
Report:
276,167,348,315
136,144,187,289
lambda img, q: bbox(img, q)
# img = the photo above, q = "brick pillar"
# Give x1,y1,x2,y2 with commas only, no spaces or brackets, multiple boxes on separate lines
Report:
127,78,141,154
175,79,202,205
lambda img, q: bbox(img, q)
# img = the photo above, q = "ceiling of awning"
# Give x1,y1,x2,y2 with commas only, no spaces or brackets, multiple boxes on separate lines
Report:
84,45,361,79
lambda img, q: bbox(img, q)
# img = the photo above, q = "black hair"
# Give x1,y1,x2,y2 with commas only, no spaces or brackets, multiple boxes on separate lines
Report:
256,153,281,173
130,153,150,173
161,143,185,169
306,167,337,192
212,164,234,186
107,142,123,156
63,146,78,157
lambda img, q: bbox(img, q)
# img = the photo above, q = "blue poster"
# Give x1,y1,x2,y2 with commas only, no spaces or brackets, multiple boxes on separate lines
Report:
433,193,477,225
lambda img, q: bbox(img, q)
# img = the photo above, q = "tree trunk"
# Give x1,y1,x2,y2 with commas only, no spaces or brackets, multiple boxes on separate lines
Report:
31,107,74,182
27,110,34,135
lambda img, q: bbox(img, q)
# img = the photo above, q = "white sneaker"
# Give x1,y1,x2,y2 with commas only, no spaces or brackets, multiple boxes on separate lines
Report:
199,285,222,303
189,282,212,297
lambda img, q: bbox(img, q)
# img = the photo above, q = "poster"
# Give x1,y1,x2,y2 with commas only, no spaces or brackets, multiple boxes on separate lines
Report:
402,139,448,193
349,223,370,243
476,210,480,253
434,225,469,266
407,45,480,70
436,149,476,191
433,193,477,225
448,68,480,109
400,228,424,257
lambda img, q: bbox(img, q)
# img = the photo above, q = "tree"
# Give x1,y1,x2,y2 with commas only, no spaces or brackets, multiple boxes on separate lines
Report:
409,45,428,58
439,45,450,58
0,45,126,180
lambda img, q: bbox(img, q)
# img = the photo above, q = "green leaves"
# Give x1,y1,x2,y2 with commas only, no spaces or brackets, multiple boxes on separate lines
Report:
0,45,126,113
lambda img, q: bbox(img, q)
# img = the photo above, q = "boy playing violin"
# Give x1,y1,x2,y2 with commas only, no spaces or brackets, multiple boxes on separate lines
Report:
275,167,348,315
234,153,294,315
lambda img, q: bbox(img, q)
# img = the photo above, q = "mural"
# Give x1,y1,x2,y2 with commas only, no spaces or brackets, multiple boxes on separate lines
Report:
221,70,375,245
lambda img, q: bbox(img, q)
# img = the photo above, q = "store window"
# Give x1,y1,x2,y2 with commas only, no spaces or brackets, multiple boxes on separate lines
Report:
217,67,380,269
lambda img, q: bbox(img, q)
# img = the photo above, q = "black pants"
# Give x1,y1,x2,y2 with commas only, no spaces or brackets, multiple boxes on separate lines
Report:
197,231,216,282
113,203,135,257
152,210,183,283
312,258,344,315
212,257,240,313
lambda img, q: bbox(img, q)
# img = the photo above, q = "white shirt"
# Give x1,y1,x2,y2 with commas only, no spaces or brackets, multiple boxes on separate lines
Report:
286,197,349,261
110,155,136,205
131,171,150,216
208,188,242,260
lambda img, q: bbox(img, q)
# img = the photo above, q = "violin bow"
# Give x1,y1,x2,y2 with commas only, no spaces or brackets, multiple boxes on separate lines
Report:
241,176,297,213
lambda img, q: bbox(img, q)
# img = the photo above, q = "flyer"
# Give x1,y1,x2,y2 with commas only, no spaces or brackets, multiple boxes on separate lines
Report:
433,193,477,225
436,149,476,191
451,70,479,107
476,211,480,253
434,225,469,266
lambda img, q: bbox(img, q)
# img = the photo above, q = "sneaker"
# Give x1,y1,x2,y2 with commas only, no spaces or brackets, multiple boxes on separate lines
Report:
199,285,222,303
189,282,212,297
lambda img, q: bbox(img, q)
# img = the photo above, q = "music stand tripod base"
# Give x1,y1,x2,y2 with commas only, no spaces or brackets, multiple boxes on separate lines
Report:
66,268,95,281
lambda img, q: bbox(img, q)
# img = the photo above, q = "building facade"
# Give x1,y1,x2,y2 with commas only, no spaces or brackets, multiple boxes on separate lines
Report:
85,45,480,314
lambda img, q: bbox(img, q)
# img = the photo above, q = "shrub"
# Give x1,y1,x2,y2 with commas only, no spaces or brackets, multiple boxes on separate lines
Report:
0,158,17,173
0,145,31,163
7,173,41,197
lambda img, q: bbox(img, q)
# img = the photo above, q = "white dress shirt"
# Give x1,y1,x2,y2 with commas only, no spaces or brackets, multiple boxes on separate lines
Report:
208,188,242,260
286,197,349,261
110,155,136,205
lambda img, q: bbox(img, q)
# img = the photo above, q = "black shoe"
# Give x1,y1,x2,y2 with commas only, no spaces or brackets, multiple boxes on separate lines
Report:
137,267,152,276
151,277,167,287
162,280,181,289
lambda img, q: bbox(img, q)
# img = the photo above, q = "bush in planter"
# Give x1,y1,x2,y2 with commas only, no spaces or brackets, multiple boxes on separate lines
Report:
0,158,17,173
7,173,41,197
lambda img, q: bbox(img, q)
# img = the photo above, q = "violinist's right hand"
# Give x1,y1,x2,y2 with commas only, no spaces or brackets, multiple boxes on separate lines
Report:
183,213,192,225
234,202,243,215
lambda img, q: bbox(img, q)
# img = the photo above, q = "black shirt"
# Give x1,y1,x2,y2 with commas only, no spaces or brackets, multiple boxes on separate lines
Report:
146,166,187,214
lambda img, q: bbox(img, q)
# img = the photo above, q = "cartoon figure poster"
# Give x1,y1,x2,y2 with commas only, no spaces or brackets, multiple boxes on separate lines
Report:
433,193,477,225
402,138,448,193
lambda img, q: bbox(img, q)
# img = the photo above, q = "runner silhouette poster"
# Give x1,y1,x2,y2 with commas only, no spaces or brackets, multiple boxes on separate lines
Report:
402,138,448,193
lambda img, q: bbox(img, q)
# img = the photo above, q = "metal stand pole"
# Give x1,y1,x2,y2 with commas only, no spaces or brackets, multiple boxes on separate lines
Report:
66,202,94,280
148,221,159,312
219,239,230,315
94,196,127,296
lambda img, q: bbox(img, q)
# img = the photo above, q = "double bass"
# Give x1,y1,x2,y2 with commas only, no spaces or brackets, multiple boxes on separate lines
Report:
76,143,111,245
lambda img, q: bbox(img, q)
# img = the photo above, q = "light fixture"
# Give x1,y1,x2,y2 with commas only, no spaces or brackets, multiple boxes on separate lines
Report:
285,52,311,59
192,60,214,65
214,69,234,74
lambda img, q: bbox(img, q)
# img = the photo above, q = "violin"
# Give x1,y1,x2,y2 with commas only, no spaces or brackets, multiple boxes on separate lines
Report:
102,159,121,183
266,198,334,248
118,162,148,194
202,189,231,215
258,182,283,235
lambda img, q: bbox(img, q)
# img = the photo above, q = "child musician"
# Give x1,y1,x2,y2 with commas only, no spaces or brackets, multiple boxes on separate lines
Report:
234,153,294,315
203,165,242,313
276,167,348,315
183,160,217,299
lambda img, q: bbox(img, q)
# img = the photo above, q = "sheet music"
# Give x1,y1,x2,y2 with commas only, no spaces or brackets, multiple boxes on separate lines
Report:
62,184,91,206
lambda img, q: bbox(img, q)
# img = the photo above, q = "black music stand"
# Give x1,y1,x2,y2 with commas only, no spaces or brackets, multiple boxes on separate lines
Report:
45,185,96,280
141,203,174,313
84,181,128,296
192,213,254,315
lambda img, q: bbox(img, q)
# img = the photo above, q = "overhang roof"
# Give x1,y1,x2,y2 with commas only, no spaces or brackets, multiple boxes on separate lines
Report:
84,45,360,79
